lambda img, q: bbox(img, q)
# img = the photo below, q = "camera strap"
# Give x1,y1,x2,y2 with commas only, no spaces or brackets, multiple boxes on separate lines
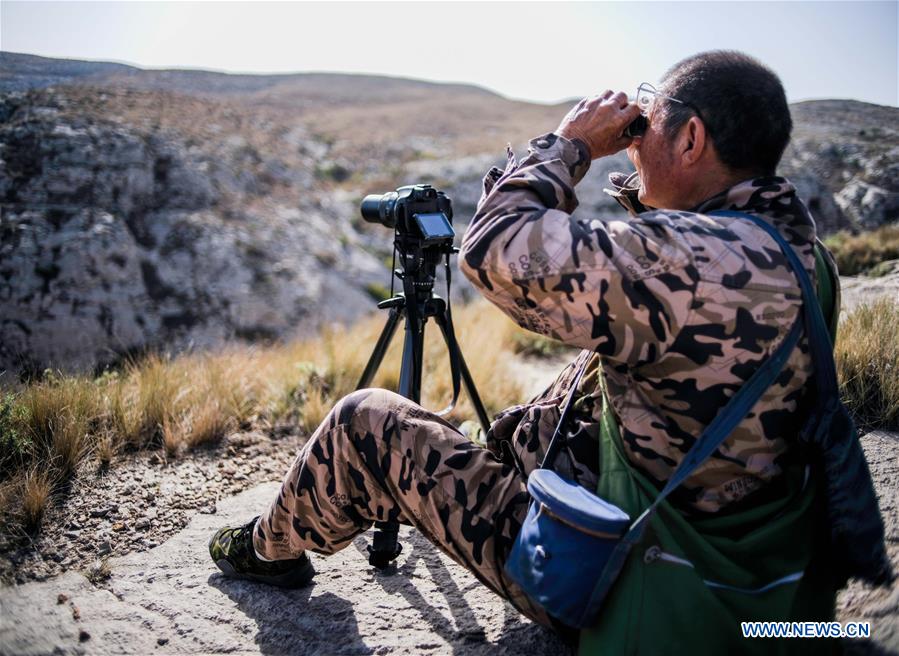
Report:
540,352,592,470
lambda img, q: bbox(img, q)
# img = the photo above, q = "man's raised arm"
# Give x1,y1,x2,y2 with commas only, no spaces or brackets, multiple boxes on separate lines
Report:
458,93,697,367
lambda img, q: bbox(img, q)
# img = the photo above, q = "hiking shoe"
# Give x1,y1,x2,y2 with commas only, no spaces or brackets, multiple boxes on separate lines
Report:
209,516,315,588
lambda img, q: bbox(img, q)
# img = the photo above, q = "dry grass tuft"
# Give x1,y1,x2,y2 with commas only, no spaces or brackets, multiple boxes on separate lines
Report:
161,416,182,459
824,225,899,276
94,434,117,470
835,297,899,431
299,386,332,436
85,558,112,584
184,400,233,450
21,468,53,532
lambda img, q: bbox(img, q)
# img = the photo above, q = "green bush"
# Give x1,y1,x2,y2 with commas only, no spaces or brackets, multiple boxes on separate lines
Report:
0,394,31,480
364,282,391,303
824,225,899,276
509,331,572,358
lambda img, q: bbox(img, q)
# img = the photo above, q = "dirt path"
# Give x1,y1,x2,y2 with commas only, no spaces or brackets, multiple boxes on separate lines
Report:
1,430,896,655
839,273,899,314
0,483,566,656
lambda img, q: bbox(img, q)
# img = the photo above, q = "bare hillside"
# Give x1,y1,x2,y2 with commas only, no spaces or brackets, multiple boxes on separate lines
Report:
0,52,896,374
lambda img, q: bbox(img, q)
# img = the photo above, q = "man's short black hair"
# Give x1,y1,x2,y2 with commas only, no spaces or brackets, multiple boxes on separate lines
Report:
659,50,792,176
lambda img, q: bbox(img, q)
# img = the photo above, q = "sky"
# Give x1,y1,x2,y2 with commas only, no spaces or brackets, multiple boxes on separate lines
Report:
1,1,897,106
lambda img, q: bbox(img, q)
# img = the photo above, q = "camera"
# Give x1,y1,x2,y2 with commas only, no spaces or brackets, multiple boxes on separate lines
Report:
360,184,454,245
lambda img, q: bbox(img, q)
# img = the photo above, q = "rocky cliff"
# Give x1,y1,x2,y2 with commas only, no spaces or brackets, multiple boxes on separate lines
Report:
1,52,896,375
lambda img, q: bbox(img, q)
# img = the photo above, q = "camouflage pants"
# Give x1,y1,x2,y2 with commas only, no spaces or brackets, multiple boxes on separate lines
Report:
253,387,555,628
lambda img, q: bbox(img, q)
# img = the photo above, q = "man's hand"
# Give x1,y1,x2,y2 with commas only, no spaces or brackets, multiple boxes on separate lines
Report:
557,91,642,160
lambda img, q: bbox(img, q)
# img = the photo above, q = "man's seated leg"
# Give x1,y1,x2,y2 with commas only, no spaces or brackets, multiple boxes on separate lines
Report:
209,387,552,628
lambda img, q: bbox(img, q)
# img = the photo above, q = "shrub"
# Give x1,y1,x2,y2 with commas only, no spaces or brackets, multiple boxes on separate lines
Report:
824,225,899,276
835,297,899,431
0,394,31,479
509,331,573,358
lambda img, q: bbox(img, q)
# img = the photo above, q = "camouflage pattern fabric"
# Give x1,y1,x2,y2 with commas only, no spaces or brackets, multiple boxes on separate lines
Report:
254,387,554,627
459,132,825,513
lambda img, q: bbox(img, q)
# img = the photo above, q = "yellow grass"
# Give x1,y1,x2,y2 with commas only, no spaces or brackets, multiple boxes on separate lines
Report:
0,299,532,532
2,292,896,534
835,297,899,431
21,468,53,532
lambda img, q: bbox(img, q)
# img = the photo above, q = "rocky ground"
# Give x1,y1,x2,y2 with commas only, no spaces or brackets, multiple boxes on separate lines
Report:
0,429,304,586
0,484,567,656
840,267,899,313
0,424,895,655
0,343,897,654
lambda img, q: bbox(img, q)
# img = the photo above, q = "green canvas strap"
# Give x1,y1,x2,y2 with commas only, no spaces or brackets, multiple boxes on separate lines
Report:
813,240,839,344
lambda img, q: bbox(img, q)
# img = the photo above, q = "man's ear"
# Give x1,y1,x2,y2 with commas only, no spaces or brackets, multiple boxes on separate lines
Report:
678,116,707,167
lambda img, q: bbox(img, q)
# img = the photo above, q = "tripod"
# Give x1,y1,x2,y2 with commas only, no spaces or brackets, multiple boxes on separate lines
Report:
357,247,491,569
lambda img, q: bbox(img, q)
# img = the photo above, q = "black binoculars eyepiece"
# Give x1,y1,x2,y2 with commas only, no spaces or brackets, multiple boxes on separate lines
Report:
624,114,648,139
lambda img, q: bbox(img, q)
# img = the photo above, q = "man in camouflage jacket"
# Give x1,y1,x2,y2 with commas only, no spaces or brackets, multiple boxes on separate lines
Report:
210,51,832,630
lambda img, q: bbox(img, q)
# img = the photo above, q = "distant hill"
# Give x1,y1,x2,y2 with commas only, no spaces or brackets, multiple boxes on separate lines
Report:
0,51,503,102
0,52,896,374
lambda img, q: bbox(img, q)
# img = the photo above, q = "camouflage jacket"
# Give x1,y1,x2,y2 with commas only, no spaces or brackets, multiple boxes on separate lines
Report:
459,132,824,514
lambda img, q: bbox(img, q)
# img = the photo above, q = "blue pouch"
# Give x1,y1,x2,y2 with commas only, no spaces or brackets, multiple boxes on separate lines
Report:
504,469,630,628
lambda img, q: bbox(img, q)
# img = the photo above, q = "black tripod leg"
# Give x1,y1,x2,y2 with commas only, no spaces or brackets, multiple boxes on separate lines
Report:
357,307,404,390
368,301,425,570
433,312,491,434
398,305,424,402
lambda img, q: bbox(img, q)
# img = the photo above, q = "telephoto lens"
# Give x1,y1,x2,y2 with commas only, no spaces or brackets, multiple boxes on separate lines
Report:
360,192,399,228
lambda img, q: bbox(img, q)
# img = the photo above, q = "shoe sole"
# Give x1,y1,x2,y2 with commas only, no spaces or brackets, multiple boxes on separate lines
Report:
209,533,316,589
213,557,315,588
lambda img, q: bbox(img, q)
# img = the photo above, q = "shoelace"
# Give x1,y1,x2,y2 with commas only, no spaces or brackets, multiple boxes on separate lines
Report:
224,522,254,557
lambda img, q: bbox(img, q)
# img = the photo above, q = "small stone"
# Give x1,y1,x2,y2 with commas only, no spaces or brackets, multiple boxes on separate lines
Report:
111,522,126,532
157,637,169,646
78,629,90,642
52,552,65,563
135,518,151,530
71,604,81,621
64,531,81,539
97,541,112,555
57,593,68,604
89,507,111,518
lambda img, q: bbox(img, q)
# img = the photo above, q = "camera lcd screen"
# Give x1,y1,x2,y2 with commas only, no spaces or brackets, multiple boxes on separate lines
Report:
415,213,455,241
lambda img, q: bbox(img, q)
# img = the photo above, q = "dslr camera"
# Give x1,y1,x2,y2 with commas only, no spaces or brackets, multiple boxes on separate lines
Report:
360,184,455,246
